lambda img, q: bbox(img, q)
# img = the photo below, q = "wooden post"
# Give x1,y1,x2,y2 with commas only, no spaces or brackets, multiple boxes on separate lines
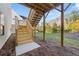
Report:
42,11,50,41
43,13,45,41
61,3,64,47
34,26,36,38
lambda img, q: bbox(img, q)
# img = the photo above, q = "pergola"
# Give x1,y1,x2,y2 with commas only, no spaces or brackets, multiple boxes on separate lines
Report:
20,3,71,47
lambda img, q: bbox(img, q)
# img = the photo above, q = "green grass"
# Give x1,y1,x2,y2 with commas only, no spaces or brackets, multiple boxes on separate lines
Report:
36,32,79,48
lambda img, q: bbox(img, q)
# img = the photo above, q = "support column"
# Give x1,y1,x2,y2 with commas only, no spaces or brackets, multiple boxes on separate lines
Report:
43,14,45,41
61,3,64,47
34,26,36,38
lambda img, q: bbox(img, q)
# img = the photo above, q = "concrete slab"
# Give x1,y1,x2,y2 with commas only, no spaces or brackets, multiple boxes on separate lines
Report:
0,33,11,49
16,42,40,56
0,35,5,49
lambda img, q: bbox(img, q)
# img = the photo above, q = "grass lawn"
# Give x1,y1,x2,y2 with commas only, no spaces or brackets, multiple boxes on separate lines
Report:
36,32,79,48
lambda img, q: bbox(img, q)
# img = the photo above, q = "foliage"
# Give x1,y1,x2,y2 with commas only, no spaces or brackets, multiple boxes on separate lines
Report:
39,23,52,33
39,26,43,32
68,19,79,32
45,23,52,33
39,10,79,33
51,22,58,33
65,10,79,32
66,10,79,23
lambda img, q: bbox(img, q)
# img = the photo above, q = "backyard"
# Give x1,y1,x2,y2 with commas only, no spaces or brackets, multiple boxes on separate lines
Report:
36,32,79,48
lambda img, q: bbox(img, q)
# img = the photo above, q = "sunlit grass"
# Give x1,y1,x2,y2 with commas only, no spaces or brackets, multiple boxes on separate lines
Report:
36,32,79,48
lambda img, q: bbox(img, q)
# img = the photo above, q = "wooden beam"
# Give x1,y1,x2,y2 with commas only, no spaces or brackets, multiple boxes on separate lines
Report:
39,4,50,10
49,4,61,12
35,4,47,12
64,3,71,12
26,4,45,12
61,3,64,47
45,11,50,18
54,7,61,12
42,11,50,41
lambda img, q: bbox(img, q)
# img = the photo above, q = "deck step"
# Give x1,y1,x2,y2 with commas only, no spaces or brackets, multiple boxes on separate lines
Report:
16,25,33,45
17,37,32,41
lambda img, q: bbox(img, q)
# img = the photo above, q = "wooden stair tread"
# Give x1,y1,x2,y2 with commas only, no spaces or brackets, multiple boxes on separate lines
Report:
17,40,33,45
17,36,31,40
17,38,33,42
17,31,28,34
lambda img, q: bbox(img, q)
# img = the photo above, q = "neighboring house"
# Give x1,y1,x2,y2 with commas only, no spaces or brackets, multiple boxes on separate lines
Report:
0,3,12,49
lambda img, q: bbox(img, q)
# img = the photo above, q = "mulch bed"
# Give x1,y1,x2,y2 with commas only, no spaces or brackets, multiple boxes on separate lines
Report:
0,34,16,56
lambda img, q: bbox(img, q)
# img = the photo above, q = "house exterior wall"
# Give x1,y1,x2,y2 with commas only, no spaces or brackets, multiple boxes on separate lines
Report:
0,13,4,25
0,3,12,49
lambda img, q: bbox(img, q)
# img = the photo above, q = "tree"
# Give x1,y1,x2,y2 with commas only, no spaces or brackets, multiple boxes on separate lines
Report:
45,23,52,33
68,19,79,32
52,22,57,32
72,10,79,21
67,10,79,23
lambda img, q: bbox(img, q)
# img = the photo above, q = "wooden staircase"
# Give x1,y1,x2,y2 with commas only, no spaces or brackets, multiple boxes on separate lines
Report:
16,9,43,45
16,20,33,45
28,9,43,27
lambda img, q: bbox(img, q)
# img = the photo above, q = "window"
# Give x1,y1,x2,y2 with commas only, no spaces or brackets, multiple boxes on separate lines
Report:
0,13,4,35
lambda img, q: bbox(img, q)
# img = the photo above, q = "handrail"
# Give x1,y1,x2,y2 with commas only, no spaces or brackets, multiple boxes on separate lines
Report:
15,17,19,29
25,19,34,31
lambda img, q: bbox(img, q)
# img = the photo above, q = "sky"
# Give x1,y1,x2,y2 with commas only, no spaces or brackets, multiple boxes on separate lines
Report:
11,3,30,17
11,3,79,25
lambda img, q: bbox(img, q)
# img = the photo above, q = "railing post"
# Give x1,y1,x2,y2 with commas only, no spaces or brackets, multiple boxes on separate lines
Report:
15,16,19,29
